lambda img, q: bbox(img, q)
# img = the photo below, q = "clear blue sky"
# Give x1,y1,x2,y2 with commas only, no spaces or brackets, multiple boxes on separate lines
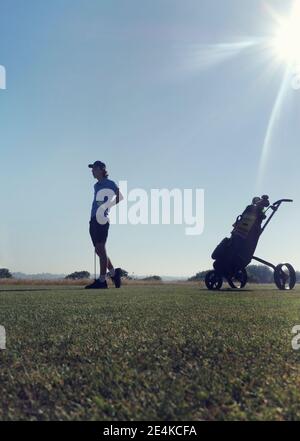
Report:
0,0,299,277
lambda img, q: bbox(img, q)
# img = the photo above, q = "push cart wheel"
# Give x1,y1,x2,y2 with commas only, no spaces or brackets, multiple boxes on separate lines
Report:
205,271,223,291
227,268,248,289
274,264,296,290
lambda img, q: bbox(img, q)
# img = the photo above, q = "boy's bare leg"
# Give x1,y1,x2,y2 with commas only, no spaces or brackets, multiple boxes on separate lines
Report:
95,243,121,288
107,257,114,273
95,243,107,279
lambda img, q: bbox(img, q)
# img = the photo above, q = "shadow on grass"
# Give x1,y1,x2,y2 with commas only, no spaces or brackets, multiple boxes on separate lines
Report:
199,288,254,293
0,288,72,293
199,288,285,293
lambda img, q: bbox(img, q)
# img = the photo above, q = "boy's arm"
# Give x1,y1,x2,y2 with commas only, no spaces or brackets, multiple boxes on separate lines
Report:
115,188,124,205
107,188,123,209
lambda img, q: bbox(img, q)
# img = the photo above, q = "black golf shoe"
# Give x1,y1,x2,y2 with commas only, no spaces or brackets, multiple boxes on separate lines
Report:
85,279,108,290
110,268,122,288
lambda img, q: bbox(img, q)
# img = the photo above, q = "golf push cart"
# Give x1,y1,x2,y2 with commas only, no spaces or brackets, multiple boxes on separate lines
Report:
205,196,296,291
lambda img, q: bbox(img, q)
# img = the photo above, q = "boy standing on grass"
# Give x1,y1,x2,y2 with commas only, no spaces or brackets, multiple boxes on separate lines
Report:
85,161,123,290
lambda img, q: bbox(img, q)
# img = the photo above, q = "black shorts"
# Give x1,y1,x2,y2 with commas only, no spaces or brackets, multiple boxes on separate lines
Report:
89,217,110,246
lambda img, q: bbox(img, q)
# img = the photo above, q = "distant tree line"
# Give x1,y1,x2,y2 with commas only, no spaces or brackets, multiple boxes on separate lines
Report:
189,266,300,284
142,276,162,282
0,268,12,279
2,266,299,284
65,271,90,280
0,268,133,281
65,269,131,280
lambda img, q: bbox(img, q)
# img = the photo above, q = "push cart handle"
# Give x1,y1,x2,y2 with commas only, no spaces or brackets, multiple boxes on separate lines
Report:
273,199,293,206
261,199,293,234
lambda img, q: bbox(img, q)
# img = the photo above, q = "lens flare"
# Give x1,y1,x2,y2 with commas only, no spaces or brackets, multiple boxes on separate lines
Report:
256,1,300,189
271,1,300,66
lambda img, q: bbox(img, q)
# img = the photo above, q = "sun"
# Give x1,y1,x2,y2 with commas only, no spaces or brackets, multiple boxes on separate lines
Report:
271,1,300,66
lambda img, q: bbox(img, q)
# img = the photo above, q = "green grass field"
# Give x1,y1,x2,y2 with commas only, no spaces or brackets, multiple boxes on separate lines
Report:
1,284,300,421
